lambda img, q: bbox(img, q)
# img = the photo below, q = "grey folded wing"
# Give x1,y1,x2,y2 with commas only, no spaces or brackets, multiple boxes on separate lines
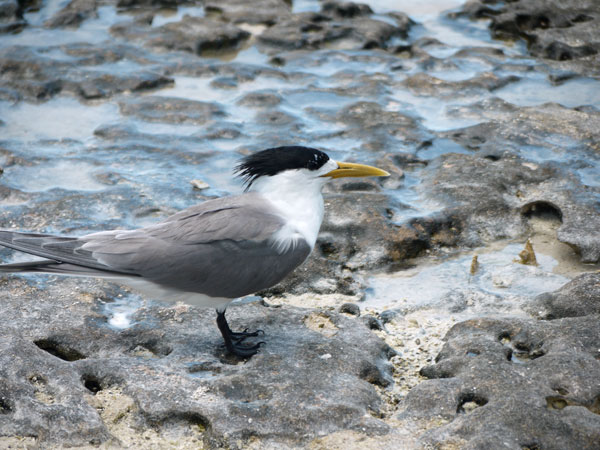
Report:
0,193,312,298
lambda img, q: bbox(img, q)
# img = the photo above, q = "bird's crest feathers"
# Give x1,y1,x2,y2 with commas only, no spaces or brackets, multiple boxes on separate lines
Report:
235,146,330,190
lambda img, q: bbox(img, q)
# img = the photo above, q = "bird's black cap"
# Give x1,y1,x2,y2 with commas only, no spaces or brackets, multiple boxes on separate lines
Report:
236,146,330,189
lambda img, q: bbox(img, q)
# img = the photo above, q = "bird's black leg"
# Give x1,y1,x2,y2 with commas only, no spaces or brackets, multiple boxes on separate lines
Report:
216,309,264,357
217,311,264,342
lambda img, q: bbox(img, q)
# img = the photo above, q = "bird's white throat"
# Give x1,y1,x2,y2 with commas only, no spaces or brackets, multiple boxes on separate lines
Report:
248,163,335,251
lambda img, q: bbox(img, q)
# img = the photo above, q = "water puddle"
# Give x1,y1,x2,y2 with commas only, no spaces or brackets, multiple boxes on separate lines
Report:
365,0,466,16
387,168,446,224
151,6,205,27
283,51,393,78
388,92,484,131
100,292,145,330
0,98,119,142
495,77,600,109
291,0,321,13
365,242,569,316
3,160,106,192
6,6,118,46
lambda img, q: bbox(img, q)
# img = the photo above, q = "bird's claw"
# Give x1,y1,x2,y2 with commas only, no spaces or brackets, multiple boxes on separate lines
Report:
228,340,265,358
230,328,264,342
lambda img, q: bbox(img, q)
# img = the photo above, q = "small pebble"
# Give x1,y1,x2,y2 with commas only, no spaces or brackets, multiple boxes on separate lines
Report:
190,179,210,190
339,303,360,316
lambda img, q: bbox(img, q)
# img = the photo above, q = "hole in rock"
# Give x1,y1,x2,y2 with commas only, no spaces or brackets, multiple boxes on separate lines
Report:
511,350,544,363
154,411,210,433
318,241,338,256
34,339,86,361
82,375,103,394
466,350,480,357
508,342,545,363
521,442,542,450
514,341,530,352
552,386,569,396
521,201,563,222
0,397,12,414
29,374,47,385
129,341,172,358
547,394,600,415
483,154,500,161
546,396,569,410
588,395,600,415
571,14,593,23
457,392,488,414
498,331,511,344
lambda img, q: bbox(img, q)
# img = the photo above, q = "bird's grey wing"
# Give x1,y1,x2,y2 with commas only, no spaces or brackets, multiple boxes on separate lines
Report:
150,192,285,243
0,193,280,269
80,194,312,298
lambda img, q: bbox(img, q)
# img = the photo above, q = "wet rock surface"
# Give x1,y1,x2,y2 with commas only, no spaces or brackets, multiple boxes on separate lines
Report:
0,45,173,101
1,0,600,447
457,0,600,76
257,11,407,53
110,16,251,55
438,103,600,262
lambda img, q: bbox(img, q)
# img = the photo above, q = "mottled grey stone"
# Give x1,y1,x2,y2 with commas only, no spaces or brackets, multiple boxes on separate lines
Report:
0,0,24,33
236,92,282,108
402,72,520,97
257,8,409,53
402,313,600,449
110,16,250,56
528,272,600,319
44,0,98,28
118,96,225,124
455,0,600,77
0,45,173,101
205,0,291,25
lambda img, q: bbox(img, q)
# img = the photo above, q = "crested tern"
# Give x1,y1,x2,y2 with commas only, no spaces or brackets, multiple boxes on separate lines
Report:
0,146,389,356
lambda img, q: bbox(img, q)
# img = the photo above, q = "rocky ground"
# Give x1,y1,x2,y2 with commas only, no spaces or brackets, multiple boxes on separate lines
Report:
0,0,599,448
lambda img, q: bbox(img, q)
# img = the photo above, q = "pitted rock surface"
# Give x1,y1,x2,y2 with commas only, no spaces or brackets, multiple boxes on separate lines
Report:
402,312,600,449
0,277,393,447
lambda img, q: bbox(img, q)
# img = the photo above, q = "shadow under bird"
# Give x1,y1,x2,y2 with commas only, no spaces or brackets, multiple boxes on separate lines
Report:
0,146,389,356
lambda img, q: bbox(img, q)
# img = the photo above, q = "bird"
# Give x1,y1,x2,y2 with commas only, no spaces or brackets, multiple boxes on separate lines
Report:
0,146,389,357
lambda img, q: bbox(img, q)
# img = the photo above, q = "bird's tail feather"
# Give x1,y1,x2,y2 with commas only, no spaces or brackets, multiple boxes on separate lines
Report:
0,260,134,278
0,260,57,273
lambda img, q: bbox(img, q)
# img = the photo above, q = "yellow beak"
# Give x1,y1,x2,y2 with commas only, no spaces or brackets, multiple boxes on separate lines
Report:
322,161,390,179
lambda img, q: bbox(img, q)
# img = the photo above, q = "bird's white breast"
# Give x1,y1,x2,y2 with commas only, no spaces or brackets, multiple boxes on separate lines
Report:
249,169,328,252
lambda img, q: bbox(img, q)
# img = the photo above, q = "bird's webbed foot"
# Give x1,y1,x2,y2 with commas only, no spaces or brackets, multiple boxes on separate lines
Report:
216,309,265,357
